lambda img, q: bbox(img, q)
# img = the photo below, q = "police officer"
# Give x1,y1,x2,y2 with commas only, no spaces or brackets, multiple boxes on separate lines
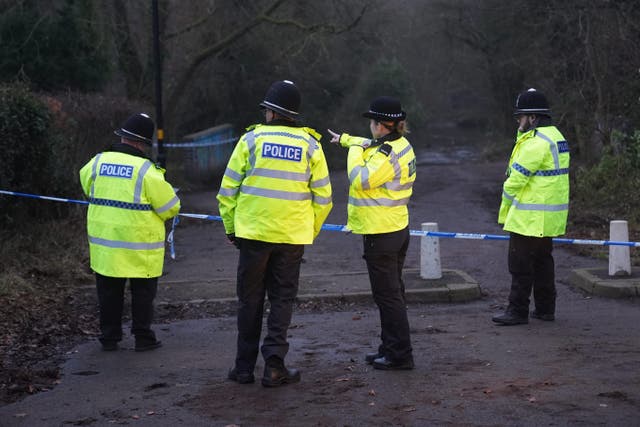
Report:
492,88,570,325
217,80,332,387
328,96,417,370
79,113,180,351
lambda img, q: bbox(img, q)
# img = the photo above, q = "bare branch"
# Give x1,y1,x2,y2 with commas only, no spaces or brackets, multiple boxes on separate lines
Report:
166,0,287,119
259,3,367,35
163,6,218,41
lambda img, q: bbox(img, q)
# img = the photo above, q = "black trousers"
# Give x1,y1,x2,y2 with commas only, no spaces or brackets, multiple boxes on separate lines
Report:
507,232,556,317
363,227,412,363
95,273,158,344
234,238,304,372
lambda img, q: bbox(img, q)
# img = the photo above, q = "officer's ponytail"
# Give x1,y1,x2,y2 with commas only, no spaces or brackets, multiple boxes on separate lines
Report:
380,120,410,137
395,120,410,136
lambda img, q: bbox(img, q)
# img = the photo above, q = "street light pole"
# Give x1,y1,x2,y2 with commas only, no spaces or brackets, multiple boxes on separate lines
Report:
152,0,166,168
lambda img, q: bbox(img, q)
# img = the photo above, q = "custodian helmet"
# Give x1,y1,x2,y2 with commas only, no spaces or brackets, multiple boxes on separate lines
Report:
514,88,551,116
259,80,301,120
114,113,155,145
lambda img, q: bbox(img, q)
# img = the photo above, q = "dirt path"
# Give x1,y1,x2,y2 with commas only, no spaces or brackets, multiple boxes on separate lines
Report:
1,147,639,426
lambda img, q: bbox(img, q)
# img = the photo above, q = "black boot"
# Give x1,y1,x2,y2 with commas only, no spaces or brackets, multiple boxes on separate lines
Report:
262,357,300,387
372,356,414,371
365,352,383,364
530,311,555,321
228,367,255,384
492,310,528,326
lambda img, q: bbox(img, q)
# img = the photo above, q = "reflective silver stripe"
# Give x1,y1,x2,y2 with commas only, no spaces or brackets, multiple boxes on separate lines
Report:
536,131,560,170
312,195,332,205
502,190,515,202
396,145,412,158
134,161,152,203
361,166,370,190
390,152,401,177
217,187,239,197
350,165,370,190
89,153,102,198
307,138,317,159
250,167,310,182
240,185,312,201
384,181,414,191
258,131,309,141
155,195,179,213
381,148,406,191
348,196,410,207
310,175,331,188
89,236,165,250
246,131,257,170
224,167,244,182
512,201,569,211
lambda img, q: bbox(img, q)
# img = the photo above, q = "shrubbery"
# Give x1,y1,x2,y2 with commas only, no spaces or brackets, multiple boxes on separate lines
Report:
0,81,150,226
0,83,54,221
571,130,640,230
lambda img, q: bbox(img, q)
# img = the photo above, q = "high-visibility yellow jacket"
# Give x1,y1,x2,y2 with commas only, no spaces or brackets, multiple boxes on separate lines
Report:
339,133,416,234
499,125,570,237
79,147,180,278
217,122,332,244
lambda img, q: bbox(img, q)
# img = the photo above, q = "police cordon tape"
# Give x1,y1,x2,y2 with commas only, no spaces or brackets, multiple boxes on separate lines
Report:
161,136,238,148
2,189,640,248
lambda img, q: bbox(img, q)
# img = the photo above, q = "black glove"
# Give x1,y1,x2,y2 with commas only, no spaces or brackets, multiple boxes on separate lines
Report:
226,233,240,249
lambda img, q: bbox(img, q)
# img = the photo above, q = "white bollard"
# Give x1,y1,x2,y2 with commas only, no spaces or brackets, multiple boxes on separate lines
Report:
420,222,442,279
609,220,631,276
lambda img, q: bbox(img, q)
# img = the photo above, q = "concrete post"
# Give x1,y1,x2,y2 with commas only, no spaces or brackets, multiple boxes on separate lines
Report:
420,222,442,279
609,220,631,276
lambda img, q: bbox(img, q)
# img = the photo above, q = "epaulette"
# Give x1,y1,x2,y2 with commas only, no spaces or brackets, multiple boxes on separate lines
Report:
302,127,321,141
378,143,393,157
245,123,261,131
154,163,166,173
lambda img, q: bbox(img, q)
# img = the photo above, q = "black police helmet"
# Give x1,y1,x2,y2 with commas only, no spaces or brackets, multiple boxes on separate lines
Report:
259,80,301,120
362,96,407,122
114,113,155,145
514,88,551,116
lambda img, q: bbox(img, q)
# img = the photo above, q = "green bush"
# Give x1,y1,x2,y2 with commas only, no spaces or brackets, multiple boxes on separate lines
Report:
571,130,640,228
0,82,52,199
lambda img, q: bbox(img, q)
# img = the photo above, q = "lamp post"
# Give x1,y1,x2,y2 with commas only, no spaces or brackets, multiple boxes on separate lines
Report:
152,0,166,167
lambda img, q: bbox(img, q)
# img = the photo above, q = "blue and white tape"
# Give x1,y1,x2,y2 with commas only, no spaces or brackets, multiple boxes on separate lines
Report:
2,189,639,248
162,137,238,148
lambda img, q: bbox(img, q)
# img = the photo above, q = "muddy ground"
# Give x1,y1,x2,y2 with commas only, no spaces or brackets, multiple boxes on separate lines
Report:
1,143,639,426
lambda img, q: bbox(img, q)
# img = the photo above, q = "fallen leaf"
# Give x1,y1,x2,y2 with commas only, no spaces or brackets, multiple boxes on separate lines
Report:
147,411,155,416
14,413,27,418
527,396,537,403
402,406,416,412
368,389,376,396
483,389,492,394
335,377,350,382
368,402,375,406
352,315,361,320
132,415,140,419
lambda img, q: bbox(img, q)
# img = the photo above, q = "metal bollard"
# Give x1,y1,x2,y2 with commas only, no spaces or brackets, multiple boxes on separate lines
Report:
420,222,442,279
609,220,631,276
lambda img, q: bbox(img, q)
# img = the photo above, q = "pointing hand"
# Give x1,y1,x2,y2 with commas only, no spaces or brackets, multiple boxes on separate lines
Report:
327,129,341,145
